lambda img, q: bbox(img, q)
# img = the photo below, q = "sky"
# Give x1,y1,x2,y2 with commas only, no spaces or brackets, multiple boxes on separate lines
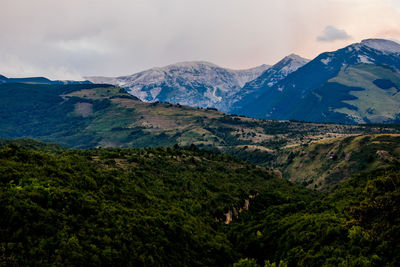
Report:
1,0,400,80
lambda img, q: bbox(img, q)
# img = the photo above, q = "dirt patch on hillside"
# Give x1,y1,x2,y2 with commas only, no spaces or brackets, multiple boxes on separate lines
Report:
74,102,93,117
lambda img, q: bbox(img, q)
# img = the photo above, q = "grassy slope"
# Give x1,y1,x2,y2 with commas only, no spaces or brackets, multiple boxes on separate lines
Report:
273,134,400,190
331,64,400,123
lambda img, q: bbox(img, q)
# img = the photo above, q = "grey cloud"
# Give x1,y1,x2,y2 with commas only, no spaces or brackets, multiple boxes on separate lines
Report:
317,25,351,42
0,0,398,80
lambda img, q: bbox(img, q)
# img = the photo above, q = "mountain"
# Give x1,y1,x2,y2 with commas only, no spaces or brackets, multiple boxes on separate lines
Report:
0,74,92,85
236,38,400,124
230,54,310,113
85,61,269,112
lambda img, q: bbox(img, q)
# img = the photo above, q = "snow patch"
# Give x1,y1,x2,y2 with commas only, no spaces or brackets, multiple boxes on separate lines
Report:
321,57,331,65
358,55,374,64
150,87,162,99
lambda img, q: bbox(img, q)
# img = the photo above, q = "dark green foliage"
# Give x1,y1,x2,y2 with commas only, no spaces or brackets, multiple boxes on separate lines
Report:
0,83,110,141
0,140,278,266
0,139,399,266
227,164,400,266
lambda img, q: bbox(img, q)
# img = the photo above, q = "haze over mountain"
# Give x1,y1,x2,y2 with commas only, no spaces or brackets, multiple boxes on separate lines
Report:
86,61,269,112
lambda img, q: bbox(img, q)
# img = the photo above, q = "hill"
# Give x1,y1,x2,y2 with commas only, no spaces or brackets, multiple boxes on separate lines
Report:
272,134,400,190
1,82,399,163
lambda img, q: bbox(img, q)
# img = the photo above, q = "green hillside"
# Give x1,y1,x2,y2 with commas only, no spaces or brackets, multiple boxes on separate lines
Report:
0,139,399,266
331,64,400,123
272,134,400,190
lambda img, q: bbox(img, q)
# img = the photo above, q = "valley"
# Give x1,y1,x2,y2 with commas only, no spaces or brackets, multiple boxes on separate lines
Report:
3,1,400,265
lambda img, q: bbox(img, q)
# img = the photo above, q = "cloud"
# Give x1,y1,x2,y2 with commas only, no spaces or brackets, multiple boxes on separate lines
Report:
0,0,399,79
317,25,352,42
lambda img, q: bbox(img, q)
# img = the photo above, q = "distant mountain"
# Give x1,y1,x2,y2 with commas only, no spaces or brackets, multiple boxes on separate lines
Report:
230,54,309,113
86,61,269,112
0,74,92,85
237,38,400,124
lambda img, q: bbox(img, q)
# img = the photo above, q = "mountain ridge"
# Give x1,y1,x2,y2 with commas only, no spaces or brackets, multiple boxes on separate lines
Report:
0,74,92,85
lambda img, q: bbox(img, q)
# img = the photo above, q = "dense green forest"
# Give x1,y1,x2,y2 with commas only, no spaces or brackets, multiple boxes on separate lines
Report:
0,139,399,266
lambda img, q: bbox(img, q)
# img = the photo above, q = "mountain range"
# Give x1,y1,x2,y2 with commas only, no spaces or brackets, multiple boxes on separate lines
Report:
86,38,400,124
86,62,269,112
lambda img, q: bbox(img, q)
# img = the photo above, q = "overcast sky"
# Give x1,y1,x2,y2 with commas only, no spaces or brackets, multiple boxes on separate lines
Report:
1,0,400,80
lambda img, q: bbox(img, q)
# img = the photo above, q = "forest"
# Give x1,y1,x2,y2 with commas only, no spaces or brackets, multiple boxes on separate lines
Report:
0,139,398,266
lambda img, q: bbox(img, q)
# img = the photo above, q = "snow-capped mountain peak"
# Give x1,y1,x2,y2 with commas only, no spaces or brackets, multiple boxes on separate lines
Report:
273,54,310,76
241,54,310,90
360,38,400,54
